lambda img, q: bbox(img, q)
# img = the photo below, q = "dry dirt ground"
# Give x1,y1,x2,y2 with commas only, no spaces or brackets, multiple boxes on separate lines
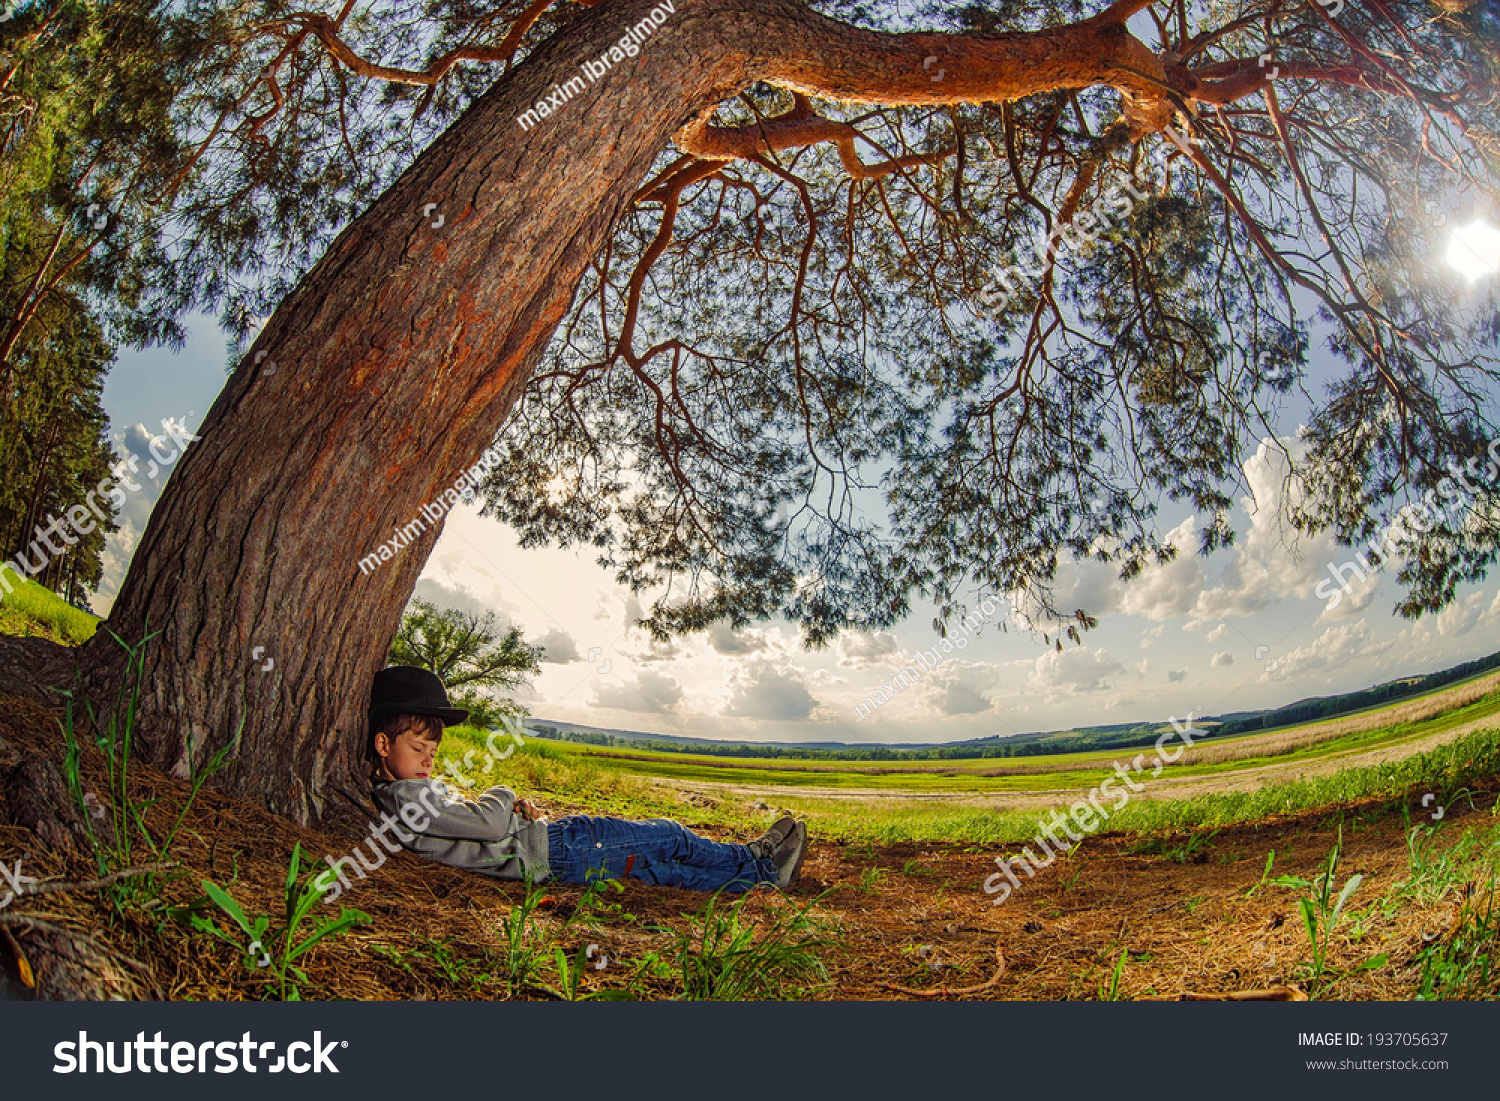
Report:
0,693,1493,1001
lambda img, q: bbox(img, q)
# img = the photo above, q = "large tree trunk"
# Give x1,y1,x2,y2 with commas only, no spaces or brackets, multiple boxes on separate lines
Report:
44,0,1155,829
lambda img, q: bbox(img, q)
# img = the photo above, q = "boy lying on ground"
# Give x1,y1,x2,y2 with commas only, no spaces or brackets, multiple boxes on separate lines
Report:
364,666,809,892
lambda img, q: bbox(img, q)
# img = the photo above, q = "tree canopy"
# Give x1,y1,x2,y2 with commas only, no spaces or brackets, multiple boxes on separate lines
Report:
7,0,1500,646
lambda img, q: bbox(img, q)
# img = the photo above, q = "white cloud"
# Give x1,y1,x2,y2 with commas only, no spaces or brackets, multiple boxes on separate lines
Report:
1211,651,1234,667
1185,554,1278,626
533,626,581,663
707,621,768,654
590,670,684,714
1483,589,1500,628
925,661,1002,716
411,577,503,622
1274,620,1389,681
1006,436,1408,642
1309,547,1384,623
615,617,683,663
1206,623,1228,642
622,594,649,633
837,631,900,668
936,681,992,715
1027,647,1125,696
1434,591,1488,639
724,662,819,720
1116,518,1208,621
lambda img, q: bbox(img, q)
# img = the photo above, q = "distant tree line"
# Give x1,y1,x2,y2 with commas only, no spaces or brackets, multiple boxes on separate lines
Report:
525,721,1186,761
1214,650,1500,737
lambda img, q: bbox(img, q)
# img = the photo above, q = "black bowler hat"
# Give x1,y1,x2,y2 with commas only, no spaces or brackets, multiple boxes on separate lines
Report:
368,665,469,728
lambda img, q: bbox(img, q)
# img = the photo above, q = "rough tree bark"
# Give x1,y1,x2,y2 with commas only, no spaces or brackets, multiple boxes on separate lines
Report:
7,0,1176,830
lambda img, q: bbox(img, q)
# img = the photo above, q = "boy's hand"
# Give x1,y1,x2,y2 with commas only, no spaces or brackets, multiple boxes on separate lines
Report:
514,798,543,821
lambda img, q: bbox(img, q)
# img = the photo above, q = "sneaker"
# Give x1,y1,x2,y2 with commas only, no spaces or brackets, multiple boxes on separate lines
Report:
747,815,796,860
771,822,808,889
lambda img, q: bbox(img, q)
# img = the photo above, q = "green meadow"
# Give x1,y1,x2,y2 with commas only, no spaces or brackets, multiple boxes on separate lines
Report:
489,682,1500,795
435,679,1500,847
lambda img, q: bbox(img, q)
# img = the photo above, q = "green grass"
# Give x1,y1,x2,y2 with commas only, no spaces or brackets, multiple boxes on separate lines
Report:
0,577,100,645
643,889,836,1000
433,705,1500,850
696,722,1500,845
1414,875,1500,1000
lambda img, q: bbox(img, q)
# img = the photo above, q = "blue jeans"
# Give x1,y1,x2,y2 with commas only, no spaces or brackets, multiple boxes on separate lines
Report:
546,816,778,892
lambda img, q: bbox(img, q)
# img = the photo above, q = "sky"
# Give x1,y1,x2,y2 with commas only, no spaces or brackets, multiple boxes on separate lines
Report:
89,283,1500,748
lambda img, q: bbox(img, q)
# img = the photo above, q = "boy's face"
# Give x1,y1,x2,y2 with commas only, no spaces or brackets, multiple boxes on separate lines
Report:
375,727,441,781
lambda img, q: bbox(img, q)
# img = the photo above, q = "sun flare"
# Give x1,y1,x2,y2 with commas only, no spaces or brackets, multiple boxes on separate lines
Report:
1445,219,1500,281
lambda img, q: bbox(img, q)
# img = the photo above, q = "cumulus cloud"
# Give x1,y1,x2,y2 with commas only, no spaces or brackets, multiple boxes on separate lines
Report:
1194,437,1386,627
837,631,900,669
1274,620,1389,681
611,597,687,661
411,577,512,625
622,594,650,633
1206,623,1229,643
708,621,767,654
1027,647,1125,696
1096,437,1366,631
1185,554,1278,627
1317,571,1381,622
533,626,581,663
1433,591,1488,639
1115,518,1209,621
1211,651,1234,667
1167,669,1187,683
1017,439,1362,635
591,670,683,714
922,661,1002,716
936,681,992,715
1043,516,1227,626
724,662,818,720
1484,589,1500,628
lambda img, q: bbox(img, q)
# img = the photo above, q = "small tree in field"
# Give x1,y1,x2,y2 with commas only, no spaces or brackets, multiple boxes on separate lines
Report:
389,598,544,726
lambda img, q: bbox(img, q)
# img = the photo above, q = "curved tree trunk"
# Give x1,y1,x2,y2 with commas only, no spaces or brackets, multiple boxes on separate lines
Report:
58,0,1156,828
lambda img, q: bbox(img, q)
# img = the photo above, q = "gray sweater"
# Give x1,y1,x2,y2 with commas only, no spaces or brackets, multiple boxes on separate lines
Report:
372,778,551,882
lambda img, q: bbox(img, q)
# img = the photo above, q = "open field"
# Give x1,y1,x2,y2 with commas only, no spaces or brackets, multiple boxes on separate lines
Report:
438,673,1500,853
516,669,1500,800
